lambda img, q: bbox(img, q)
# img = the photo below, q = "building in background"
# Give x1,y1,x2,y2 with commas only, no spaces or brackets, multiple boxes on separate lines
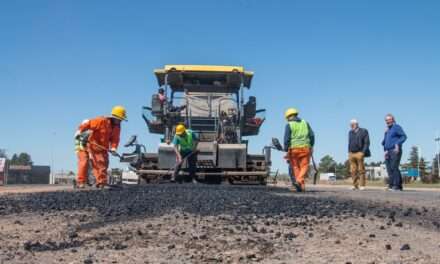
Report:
53,171,76,185
365,165,388,181
0,158,6,185
6,165,50,184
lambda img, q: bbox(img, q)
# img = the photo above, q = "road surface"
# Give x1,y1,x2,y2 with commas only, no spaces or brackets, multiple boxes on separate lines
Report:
0,184,439,263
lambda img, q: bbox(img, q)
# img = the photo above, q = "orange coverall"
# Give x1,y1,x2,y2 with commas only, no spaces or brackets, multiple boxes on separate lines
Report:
288,147,311,191
76,116,120,186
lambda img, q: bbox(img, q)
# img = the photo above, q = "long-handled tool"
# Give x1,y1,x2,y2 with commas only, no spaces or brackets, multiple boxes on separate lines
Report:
270,137,318,186
311,154,319,185
170,150,199,182
76,133,122,159
88,141,122,159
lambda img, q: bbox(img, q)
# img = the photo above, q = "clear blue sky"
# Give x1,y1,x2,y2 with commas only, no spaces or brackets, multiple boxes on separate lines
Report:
1,0,440,173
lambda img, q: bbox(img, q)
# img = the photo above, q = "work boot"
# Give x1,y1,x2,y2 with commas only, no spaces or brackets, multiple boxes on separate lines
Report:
96,183,107,189
96,184,120,190
292,182,302,192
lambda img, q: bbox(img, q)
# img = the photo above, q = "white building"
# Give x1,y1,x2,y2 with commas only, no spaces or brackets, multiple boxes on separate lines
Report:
365,165,388,180
0,158,6,185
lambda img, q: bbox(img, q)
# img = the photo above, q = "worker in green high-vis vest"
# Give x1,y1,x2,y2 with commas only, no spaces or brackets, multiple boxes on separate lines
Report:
283,108,315,192
172,124,199,183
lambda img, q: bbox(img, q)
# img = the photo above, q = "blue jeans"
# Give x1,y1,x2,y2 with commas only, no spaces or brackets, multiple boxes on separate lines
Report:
385,151,403,190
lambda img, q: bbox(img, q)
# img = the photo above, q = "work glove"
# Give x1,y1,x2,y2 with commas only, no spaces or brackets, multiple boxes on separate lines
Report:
110,148,119,157
74,130,81,140
176,155,182,164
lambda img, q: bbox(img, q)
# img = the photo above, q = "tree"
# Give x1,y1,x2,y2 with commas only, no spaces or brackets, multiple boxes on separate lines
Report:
335,160,350,179
10,154,18,164
431,154,440,183
419,157,430,183
9,152,33,166
408,146,419,169
368,161,383,167
0,149,6,159
319,155,337,173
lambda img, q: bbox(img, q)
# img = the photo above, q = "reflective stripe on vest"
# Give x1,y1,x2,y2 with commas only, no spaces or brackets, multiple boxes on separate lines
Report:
289,120,311,148
75,139,86,152
178,130,194,153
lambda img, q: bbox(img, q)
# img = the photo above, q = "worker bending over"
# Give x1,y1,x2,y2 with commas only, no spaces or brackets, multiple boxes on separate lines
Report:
283,108,315,192
172,124,199,183
74,106,127,189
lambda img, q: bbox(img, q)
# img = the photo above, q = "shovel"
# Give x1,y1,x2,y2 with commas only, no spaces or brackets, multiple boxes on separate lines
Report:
170,150,199,182
88,141,122,159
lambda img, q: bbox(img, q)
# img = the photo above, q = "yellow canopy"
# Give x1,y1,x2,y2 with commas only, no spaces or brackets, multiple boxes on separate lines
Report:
154,65,254,92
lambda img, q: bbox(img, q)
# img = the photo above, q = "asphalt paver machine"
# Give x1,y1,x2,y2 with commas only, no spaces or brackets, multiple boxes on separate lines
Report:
122,65,271,184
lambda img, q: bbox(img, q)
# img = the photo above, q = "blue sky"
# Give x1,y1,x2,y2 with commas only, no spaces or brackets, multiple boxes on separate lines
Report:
1,0,439,173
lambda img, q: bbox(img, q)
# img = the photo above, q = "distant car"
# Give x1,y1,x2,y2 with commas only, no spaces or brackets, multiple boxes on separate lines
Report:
320,172,336,183
328,175,337,184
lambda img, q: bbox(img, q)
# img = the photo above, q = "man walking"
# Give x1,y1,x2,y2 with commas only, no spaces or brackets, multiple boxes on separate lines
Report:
172,124,199,183
75,106,127,189
283,108,315,192
382,114,407,191
348,119,370,190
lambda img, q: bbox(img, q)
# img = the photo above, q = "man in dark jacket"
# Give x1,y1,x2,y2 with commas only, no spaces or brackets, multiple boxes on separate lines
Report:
348,119,370,190
382,114,407,191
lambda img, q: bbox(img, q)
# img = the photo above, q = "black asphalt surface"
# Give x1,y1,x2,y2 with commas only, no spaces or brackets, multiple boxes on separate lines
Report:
0,184,439,263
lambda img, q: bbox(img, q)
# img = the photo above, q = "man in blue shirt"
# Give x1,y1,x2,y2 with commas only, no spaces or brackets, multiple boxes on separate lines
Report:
382,114,407,191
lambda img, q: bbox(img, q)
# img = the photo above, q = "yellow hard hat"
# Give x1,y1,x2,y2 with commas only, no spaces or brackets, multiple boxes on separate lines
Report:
285,108,299,119
175,124,186,135
111,105,127,121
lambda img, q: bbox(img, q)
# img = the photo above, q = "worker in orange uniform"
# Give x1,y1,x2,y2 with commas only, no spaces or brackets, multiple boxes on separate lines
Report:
74,106,127,189
283,108,315,192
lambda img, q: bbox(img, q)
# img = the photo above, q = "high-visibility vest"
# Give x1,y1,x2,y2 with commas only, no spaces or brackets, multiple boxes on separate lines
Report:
75,132,89,153
289,120,311,148
177,130,194,153
75,138,86,153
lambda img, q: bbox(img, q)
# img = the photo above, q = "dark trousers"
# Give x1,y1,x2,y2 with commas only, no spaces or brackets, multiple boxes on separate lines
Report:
385,151,403,190
173,151,197,182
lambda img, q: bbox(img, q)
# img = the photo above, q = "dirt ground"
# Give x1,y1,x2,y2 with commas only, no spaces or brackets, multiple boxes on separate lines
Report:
0,184,439,264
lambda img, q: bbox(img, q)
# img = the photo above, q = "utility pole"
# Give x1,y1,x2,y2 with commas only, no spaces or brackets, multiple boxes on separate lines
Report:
435,135,440,178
